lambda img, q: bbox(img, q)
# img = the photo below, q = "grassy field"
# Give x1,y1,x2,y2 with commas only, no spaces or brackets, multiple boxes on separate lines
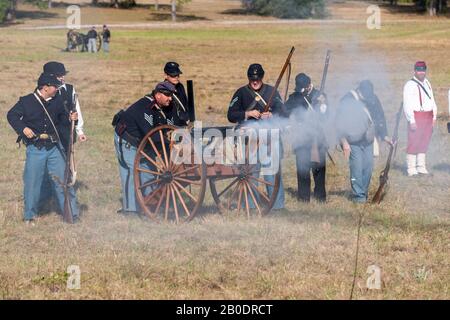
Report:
0,1,449,299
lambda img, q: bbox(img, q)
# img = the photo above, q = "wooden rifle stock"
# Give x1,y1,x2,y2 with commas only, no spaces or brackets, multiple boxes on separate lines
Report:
264,46,295,113
372,102,403,204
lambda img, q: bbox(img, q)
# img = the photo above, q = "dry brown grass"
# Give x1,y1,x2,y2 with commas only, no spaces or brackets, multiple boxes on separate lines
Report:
0,1,448,299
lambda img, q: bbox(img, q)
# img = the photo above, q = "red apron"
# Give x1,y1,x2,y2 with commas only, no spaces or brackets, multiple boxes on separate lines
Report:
407,111,433,154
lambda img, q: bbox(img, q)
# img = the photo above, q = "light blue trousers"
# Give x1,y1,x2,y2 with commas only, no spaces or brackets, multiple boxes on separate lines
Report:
23,145,78,220
349,143,374,203
114,132,155,212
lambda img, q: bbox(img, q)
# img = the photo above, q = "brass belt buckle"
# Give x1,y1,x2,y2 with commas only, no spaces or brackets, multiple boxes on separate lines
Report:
40,133,49,139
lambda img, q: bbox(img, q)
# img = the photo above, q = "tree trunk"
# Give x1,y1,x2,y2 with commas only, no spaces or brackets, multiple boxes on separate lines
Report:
155,0,159,11
428,0,436,15
48,0,52,9
6,0,17,22
171,0,176,22
437,0,447,13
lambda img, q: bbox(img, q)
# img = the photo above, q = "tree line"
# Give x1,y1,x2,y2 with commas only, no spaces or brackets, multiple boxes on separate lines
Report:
1,0,191,23
241,0,447,18
0,0,447,24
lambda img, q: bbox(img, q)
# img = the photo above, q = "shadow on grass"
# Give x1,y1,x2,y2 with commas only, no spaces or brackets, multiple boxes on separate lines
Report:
391,161,406,174
328,189,353,201
147,13,210,22
37,180,88,217
196,204,221,217
287,187,350,202
49,2,146,9
15,10,58,20
221,8,251,15
285,187,297,199
432,163,450,173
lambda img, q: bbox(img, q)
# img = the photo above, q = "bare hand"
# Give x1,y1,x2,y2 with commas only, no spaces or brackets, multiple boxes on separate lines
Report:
70,112,78,121
78,134,87,142
245,110,261,120
260,112,272,120
410,122,417,131
23,127,36,139
316,94,326,104
432,119,436,127
384,136,394,146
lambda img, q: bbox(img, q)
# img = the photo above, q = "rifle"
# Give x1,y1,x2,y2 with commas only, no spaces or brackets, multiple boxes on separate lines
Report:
372,102,403,204
283,60,292,102
319,50,331,95
61,93,78,223
264,46,295,113
317,50,335,166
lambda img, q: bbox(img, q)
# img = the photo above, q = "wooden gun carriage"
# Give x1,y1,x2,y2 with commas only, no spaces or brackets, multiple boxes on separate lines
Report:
132,81,281,223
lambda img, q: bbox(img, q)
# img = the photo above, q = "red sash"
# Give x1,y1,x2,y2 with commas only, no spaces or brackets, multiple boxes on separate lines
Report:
407,111,433,154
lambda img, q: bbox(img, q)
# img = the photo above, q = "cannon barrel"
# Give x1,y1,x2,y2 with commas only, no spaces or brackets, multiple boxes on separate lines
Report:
187,80,196,122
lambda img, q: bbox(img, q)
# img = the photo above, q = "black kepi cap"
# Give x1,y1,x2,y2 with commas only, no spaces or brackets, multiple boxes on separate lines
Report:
295,73,311,92
43,61,68,77
37,73,63,87
164,62,182,77
154,81,176,95
358,80,375,100
247,63,265,80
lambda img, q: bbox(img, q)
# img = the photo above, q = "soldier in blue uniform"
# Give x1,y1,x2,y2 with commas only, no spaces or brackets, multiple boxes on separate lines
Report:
227,64,285,123
284,73,329,202
39,62,87,212
163,61,190,126
7,73,79,224
43,61,87,148
227,63,285,210
113,82,177,214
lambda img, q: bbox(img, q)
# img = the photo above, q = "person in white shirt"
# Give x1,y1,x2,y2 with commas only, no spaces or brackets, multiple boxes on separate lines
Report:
43,62,87,145
38,61,87,214
403,61,437,176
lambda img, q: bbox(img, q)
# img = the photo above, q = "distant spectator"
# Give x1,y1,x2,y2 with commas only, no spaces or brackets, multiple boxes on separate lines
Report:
102,25,111,53
87,26,98,53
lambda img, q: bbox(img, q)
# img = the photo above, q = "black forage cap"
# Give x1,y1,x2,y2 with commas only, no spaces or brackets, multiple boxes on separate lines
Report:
155,81,177,94
247,63,265,80
358,80,375,100
295,73,311,92
37,73,62,87
164,61,182,77
43,61,68,77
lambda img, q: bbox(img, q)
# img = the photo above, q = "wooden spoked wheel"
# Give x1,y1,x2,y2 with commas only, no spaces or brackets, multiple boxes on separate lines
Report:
134,125,206,223
209,131,281,217
210,166,280,217
67,31,84,52
96,33,102,52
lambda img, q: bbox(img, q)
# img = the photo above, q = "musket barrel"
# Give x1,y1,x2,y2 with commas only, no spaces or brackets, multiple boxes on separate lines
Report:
319,50,331,94
264,46,295,113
